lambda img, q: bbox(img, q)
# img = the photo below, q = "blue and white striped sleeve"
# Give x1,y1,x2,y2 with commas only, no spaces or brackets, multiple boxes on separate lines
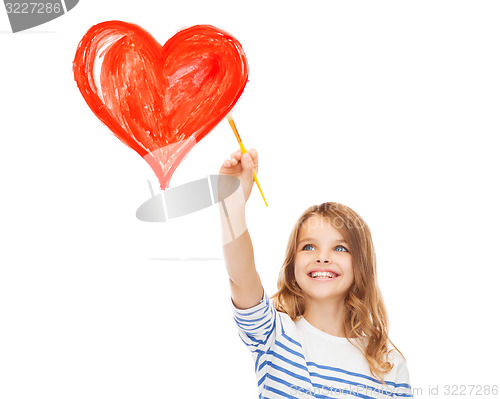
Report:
230,287,278,354
394,359,414,398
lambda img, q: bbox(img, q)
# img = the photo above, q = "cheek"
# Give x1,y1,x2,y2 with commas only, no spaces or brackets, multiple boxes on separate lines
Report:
342,260,355,282
294,254,308,267
293,262,304,278
294,259,309,282
346,270,355,285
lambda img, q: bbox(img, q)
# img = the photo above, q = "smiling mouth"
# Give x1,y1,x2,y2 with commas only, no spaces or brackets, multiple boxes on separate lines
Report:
307,271,339,279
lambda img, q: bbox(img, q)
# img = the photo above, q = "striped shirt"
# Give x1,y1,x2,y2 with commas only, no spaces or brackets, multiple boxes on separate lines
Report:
231,287,413,399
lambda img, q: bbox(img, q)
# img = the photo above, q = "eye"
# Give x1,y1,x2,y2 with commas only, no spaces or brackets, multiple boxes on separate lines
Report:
335,245,349,252
301,244,349,252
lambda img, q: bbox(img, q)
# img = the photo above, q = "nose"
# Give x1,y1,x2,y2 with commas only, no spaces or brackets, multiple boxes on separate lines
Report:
315,256,330,263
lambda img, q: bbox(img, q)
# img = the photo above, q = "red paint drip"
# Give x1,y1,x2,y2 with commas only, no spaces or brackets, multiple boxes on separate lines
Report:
73,21,249,190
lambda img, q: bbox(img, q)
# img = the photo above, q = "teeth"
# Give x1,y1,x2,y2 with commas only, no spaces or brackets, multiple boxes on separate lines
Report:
310,271,335,278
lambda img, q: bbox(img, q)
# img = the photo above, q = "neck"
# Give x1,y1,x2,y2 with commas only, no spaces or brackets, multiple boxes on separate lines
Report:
302,295,347,338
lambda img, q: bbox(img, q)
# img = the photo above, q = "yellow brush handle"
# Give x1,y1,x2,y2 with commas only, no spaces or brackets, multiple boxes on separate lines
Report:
252,169,268,207
227,115,268,207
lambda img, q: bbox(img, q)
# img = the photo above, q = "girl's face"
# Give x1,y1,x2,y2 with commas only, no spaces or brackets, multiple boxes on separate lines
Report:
294,215,355,302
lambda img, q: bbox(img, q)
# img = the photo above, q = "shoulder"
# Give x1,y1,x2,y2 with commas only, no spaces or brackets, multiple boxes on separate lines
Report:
274,308,294,328
271,307,300,335
387,348,411,383
387,347,406,365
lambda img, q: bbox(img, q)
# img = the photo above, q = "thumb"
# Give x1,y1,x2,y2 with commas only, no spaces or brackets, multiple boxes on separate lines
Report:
241,152,254,179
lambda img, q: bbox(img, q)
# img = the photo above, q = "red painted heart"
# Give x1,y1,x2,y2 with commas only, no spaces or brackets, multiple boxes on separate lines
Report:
73,21,248,190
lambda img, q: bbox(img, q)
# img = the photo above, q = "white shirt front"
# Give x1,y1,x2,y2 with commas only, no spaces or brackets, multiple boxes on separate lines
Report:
231,286,413,399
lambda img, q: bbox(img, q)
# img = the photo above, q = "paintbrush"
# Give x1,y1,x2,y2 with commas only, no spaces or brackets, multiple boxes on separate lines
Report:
226,113,268,207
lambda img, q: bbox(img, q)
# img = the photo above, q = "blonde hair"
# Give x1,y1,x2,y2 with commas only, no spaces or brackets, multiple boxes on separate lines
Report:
270,202,404,385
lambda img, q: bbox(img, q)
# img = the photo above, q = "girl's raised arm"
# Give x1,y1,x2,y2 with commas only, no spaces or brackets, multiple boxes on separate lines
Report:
218,149,264,310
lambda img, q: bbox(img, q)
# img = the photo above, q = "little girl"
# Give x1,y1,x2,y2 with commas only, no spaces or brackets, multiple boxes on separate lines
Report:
218,148,413,399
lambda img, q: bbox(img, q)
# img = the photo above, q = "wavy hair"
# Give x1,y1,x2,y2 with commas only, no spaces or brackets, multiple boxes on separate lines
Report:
269,202,404,385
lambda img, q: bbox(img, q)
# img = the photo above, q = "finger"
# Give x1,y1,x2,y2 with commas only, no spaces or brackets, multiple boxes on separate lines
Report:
247,149,258,169
247,148,258,173
224,157,238,166
247,148,258,161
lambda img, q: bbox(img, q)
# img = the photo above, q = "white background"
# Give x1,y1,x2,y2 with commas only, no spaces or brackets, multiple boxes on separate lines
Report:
1,1,499,398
